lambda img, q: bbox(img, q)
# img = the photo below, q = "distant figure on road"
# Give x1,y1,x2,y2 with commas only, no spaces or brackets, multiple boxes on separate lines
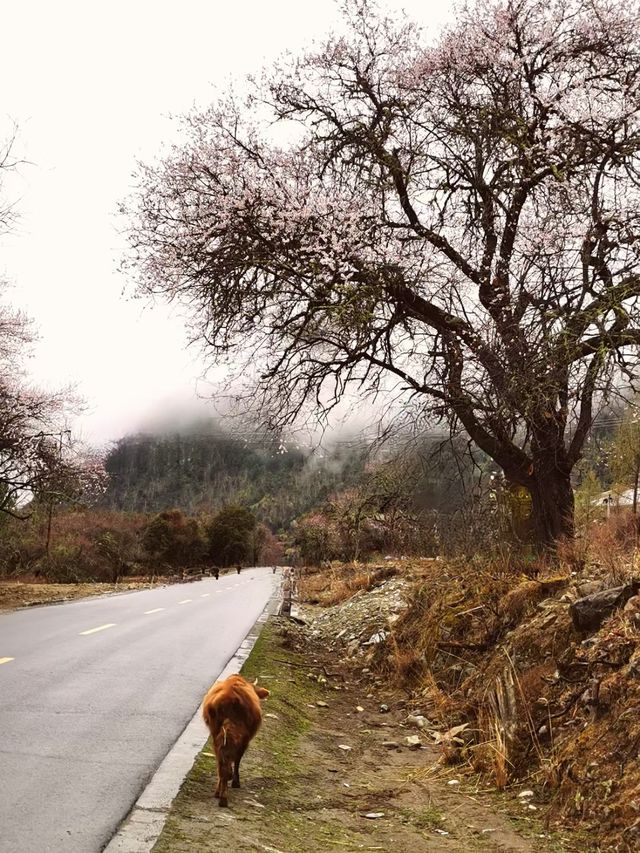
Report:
236,565,242,575
214,568,219,580
272,566,276,574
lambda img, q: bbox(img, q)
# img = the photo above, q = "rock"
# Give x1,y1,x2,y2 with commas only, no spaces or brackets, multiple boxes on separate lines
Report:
338,744,352,751
577,580,604,597
365,630,388,645
382,741,400,748
407,714,430,729
316,701,329,708
624,594,640,613
356,705,364,712
379,704,390,713
265,713,279,719
404,735,422,748
518,790,534,799
570,582,640,631
447,779,460,786
364,812,385,819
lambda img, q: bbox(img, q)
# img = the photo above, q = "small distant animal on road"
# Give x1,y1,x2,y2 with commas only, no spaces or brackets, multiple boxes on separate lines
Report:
236,565,242,574
201,674,270,807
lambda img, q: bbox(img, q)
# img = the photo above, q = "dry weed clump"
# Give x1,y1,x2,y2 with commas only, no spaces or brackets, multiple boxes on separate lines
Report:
297,562,398,606
558,510,640,581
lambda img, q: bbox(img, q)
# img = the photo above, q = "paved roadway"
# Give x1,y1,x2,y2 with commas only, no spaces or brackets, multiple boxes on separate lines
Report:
0,567,278,853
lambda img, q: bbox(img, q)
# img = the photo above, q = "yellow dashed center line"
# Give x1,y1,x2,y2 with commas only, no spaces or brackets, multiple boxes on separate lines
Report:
144,608,164,614
178,599,192,605
79,623,116,636
0,657,14,665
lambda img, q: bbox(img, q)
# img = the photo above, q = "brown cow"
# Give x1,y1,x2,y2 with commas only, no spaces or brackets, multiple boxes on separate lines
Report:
201,674,269,807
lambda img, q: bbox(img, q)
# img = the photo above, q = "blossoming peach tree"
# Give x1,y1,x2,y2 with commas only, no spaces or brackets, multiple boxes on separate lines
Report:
123,0,640,547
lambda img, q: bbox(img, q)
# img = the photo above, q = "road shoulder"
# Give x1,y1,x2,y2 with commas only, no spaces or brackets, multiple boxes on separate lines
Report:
151,618,579,853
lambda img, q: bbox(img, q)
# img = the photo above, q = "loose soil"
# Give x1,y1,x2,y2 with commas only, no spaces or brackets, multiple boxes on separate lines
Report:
153,620,583,853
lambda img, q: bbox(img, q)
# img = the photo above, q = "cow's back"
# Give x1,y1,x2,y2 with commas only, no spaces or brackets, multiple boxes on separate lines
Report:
202,675,263,738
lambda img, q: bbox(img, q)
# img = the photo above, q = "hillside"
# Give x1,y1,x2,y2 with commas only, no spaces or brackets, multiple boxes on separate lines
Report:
102,423,368,530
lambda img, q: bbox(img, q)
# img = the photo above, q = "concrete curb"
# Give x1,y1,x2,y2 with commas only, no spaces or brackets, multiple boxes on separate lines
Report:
103,580,282,853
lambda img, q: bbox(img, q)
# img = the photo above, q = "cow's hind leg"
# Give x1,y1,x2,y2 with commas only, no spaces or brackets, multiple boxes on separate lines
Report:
214,758,222,798
232,744,248,788
218,759,233,807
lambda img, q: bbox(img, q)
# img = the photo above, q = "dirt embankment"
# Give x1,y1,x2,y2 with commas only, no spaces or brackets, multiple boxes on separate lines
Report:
297,557,640,852
153,618,580,853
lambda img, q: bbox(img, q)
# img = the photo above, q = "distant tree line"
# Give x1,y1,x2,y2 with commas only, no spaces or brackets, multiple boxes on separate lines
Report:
101,425,368,530
0,502,282,583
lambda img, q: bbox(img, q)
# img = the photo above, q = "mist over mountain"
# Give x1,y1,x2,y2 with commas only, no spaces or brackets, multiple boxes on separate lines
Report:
101,417,369,529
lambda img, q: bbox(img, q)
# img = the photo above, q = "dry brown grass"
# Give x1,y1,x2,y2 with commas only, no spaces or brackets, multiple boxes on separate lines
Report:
499,576,569,624
0,578,158,611
297,562,398,606
299,526,640,849
568,511,640,581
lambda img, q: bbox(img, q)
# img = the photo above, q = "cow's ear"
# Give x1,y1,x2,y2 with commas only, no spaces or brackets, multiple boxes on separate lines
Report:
254,686,270,699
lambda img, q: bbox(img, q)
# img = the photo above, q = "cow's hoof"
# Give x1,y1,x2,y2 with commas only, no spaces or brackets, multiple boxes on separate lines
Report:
232,780,240,789
219,799,228,808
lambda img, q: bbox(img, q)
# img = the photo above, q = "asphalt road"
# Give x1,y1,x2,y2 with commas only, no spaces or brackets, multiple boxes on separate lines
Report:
0,567,278,853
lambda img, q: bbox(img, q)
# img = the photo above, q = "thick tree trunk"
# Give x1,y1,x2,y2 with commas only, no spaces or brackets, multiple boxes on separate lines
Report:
528,468,575,550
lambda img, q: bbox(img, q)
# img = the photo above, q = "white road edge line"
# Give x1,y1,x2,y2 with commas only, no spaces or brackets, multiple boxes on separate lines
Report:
144,608,165,615
79,623,116,636
178,599,191,605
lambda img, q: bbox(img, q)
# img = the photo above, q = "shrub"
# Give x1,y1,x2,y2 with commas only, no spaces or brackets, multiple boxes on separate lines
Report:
206,504,257,567
141,508,206,569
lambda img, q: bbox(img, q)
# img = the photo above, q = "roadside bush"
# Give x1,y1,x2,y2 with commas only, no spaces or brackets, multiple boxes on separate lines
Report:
291,513,337,565
0,509,148,582
141,508,206,569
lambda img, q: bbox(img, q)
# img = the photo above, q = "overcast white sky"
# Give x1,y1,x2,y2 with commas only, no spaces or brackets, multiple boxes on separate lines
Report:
0,0,455,446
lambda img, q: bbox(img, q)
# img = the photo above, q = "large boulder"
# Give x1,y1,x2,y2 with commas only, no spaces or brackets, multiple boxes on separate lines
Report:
569,582,640,632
